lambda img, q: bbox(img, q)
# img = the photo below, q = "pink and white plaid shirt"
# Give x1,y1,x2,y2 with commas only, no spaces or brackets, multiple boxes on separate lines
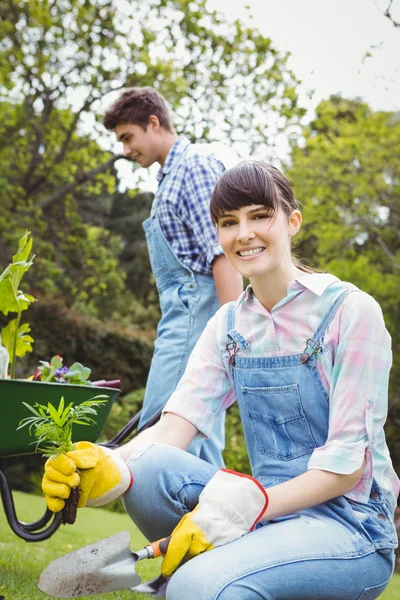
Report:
165,273,399,510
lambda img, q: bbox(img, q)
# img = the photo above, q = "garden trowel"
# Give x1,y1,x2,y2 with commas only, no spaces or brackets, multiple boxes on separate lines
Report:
37,530,170,598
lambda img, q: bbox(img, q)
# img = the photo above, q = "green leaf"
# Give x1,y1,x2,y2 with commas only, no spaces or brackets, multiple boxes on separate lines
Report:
50,355,63,369
0,278,18,315
60,401,74,423
72,419,94,426
10,231,34,289
0,233,35,300
1,320,34,363
46,402,62,426
58,396,65,416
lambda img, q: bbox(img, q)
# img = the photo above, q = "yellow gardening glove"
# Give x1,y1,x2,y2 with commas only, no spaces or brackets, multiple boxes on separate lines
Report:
162,469,269,577
42,441,132,513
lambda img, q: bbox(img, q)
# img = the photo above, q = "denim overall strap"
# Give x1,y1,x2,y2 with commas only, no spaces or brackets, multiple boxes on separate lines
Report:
300,289,352,363
226,302,250,366
142,147,196,294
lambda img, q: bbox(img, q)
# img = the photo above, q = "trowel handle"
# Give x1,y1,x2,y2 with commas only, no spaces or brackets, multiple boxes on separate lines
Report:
147,536,171,558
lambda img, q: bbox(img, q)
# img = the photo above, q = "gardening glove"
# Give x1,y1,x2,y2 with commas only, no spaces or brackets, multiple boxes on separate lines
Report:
42,441,132,512
162,468,269,576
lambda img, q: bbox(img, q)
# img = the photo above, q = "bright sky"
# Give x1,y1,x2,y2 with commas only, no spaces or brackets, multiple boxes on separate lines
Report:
209,0,400,114
117,0,400,190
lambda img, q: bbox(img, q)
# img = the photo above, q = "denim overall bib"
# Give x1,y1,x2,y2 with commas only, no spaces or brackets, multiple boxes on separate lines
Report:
226,285,397,556
140,147,225,467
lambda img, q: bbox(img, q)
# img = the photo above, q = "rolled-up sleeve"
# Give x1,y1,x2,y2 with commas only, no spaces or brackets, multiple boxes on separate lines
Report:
180,154,225,268
308,292,392,475
163,306,236,437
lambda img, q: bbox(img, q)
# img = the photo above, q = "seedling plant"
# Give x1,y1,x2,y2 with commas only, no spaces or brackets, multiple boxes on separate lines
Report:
18,395,108,523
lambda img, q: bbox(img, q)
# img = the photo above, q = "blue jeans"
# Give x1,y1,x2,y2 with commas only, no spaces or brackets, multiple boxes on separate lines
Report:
123,444,395,600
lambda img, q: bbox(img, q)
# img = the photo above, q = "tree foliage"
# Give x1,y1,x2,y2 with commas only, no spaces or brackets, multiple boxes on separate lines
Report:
0,0,304,317
288,96,400,469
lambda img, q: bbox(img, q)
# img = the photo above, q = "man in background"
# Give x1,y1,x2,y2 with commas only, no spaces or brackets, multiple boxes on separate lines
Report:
103,88,242,594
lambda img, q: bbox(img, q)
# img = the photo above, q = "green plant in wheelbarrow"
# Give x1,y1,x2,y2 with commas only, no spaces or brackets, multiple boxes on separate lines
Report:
31,354,92,384
0,232,120,458
0,232,116,387
29,353,121,387
0,230,35,379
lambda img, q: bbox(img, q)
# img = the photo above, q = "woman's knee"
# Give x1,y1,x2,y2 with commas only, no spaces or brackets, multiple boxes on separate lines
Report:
125,443,175,488
122,443,217,538
125,442,214,494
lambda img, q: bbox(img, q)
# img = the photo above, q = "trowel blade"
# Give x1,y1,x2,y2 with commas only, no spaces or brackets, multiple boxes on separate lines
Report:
37,531,141,598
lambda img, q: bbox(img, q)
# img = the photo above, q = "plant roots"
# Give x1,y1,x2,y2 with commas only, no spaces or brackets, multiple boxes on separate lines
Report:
61,486,80,525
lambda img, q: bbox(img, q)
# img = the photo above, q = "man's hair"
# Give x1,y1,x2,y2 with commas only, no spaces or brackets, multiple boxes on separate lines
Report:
103,87,174,132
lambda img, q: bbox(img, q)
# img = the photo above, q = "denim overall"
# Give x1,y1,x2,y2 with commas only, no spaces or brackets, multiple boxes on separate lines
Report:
140,147,225,467
125,284,397,600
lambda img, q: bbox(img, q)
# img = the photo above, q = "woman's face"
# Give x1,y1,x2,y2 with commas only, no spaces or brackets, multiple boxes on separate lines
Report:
217,204,301,282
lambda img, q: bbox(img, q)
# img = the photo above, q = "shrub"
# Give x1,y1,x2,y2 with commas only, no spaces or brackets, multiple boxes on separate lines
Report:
18,298,154,394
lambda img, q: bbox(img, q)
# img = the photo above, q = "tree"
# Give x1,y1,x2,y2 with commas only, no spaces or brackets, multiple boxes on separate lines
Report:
0,0,305,317
0,100,126,314
287,96,400,469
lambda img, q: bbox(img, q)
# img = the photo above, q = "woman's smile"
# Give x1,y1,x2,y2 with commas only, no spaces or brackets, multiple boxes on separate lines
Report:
236,246,266,259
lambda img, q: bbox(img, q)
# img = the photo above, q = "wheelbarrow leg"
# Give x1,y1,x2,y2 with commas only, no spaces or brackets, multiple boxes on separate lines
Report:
0,468,61,542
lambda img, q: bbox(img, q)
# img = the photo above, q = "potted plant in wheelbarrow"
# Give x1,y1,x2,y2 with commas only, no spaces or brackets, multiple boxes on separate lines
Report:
0,231,120,458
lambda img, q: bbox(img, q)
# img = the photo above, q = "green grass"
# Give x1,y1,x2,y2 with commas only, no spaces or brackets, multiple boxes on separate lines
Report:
382,574,400,599
0,491,160,600
1,491,400,599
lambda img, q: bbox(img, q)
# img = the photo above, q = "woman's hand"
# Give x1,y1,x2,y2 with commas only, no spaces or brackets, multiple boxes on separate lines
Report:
162,469,269,576
42,441,132,512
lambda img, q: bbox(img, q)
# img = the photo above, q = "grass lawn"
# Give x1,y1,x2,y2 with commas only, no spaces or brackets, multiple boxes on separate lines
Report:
1,491,400,599
0,491,160,600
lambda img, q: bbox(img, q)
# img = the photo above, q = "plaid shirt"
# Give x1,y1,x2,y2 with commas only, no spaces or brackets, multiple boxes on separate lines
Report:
154,137,225,275
165,274,400,511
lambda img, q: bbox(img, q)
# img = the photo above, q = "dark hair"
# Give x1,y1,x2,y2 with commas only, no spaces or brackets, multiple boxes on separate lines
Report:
211,161,315,273
210,161,300,225
103,87,174,132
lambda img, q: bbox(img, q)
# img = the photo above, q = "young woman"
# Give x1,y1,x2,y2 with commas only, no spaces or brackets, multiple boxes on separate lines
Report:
43,162,399,600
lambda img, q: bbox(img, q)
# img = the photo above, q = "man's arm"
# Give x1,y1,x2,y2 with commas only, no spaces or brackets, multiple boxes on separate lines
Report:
212,255,243,305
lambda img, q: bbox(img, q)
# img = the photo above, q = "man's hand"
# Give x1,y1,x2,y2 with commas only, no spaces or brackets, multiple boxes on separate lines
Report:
161,469,268,576
42,441,132,512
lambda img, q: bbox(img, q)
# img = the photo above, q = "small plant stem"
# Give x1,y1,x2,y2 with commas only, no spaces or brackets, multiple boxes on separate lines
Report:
10,289,22,379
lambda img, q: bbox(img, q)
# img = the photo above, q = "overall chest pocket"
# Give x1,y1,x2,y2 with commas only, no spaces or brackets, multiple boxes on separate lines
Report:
241,383,317,460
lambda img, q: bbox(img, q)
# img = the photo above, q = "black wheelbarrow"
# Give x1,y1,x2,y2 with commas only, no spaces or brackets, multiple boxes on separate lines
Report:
0,378,158,543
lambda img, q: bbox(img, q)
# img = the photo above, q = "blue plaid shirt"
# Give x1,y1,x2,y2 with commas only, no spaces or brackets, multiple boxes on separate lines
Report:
154,137,225,275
